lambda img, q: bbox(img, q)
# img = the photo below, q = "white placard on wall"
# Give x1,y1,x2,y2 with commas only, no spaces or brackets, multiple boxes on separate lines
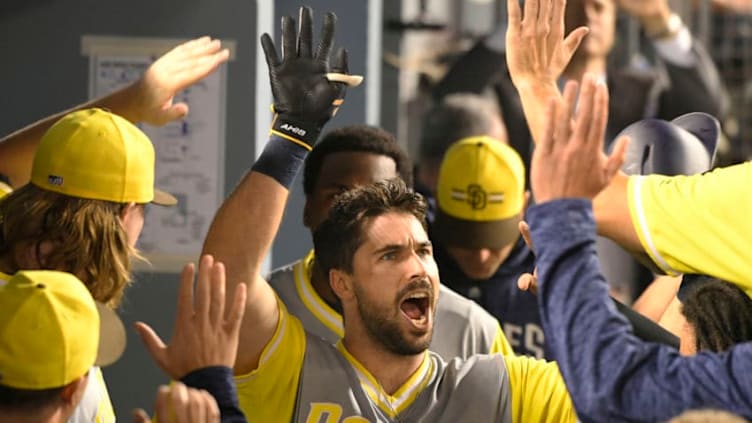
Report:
83,35,234,272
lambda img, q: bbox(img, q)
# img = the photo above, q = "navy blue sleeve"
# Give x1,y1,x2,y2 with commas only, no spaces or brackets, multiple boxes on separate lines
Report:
180,366,248,423
528,198,752,422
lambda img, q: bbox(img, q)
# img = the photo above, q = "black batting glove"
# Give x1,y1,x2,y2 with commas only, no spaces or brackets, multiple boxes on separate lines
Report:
261,6,350,149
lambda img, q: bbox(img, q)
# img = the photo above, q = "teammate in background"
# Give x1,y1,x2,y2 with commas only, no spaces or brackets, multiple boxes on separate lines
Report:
416,93,508,200
267,124,513,360
203,6,574,422
429,136,544,357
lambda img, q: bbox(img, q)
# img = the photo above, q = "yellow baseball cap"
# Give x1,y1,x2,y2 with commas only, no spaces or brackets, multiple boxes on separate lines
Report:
433,136,525,249
0,270,126,390
31,108,176,206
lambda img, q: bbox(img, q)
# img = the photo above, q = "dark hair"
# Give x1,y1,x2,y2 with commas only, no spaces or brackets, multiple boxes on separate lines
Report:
0,384,64,414
420,93,500,161
303,125,413,195
313,178,427,276
682,276,752,353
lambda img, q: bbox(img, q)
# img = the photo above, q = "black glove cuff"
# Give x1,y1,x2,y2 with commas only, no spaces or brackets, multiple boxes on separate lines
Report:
270,114,322,149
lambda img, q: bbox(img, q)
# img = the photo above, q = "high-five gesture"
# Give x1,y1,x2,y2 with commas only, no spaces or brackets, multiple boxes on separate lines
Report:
531,76,628,203
506,0,589,91
134,255,247,379
505,0,589,145
261,6,361,149
133,37,230,126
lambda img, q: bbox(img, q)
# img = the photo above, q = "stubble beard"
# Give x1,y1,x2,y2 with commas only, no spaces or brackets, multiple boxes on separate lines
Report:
354,286,434,356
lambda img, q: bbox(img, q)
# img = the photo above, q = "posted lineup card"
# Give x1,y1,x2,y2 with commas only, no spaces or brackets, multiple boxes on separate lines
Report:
83,36,231,272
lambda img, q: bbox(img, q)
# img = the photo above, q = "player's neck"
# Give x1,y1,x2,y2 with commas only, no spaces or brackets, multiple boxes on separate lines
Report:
341,330,425,395
310,260,343,313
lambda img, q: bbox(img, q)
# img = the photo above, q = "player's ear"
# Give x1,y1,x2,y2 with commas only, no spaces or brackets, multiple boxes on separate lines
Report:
61,372,89,405
330,268,354,302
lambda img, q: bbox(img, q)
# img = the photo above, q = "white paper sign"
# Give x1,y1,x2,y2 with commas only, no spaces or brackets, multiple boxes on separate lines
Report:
85,37,229,271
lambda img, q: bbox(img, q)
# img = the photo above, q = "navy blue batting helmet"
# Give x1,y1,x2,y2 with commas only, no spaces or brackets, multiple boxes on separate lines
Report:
615,112,720,176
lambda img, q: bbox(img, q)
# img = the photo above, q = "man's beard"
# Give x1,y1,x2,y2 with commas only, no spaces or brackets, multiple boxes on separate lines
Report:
353,280,434,356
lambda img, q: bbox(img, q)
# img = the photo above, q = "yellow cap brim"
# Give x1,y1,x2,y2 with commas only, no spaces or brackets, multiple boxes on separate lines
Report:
94,302,126,367
152,188,178,206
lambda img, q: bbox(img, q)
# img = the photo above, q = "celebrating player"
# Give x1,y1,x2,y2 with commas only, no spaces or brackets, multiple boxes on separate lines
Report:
202,6,575,422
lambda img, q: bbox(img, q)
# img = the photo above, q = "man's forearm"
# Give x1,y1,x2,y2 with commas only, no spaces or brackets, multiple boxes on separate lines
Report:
0,83,142,187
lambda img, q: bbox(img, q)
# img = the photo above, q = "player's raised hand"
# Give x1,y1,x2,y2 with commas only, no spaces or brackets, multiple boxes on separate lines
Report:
134,255,247,379
261,6,362,149
133,36,230,126
531,75,628,203
506,0,589,90
132,382,220,423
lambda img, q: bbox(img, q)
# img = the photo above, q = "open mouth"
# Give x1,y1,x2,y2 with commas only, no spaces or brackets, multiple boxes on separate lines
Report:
400,292,430,326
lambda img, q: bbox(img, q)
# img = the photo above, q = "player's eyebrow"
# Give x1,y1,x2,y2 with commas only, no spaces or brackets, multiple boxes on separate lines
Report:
372,240,432,256
373,243,406,256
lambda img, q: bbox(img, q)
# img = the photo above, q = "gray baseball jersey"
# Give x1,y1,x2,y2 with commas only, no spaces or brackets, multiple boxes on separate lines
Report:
235,301,575,423
267,250,512,358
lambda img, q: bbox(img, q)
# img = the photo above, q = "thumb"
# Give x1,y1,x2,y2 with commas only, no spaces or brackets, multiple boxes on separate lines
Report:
133,322,168,369
604,135,629,181
132,408,152,423
156,103,189,125
563,26,589,57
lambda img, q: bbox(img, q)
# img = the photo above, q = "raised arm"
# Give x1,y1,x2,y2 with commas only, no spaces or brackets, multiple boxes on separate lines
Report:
505,0,644,254
505,0,588,145
0,36,229,188
201,7,359,375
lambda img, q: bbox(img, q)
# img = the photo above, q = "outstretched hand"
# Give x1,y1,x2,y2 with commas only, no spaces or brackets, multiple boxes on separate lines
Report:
134,37,230,126
530,76,629,203
505,0,589,90
134,255,247,380
261,6,362,148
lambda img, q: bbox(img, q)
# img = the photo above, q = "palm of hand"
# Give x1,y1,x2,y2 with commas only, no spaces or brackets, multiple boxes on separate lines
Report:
270,58,342,124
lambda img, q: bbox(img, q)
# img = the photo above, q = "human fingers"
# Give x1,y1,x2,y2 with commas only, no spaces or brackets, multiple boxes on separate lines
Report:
133,322,169,374
518,221,534,253
195,255,215,320
209,261,226,326
297,6,314,58
176,262,196,324
281,15,297,60
315,12,337,61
